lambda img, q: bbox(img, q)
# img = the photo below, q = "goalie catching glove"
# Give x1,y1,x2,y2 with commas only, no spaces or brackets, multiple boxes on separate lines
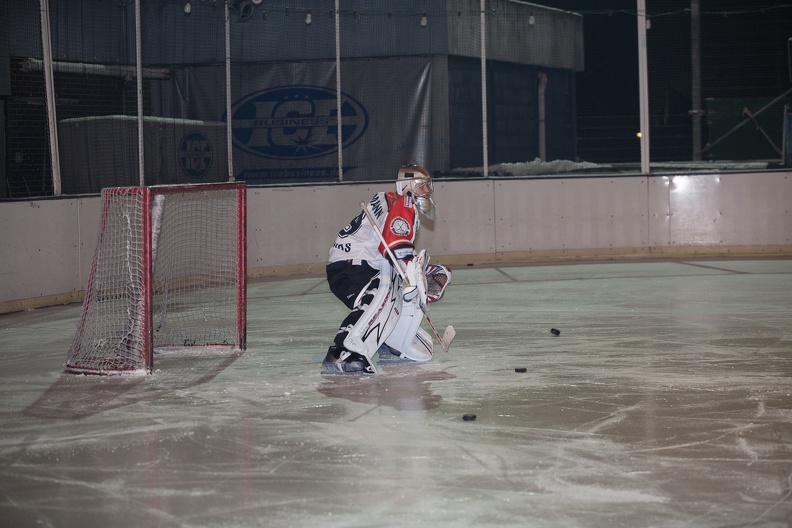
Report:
425,263,451,303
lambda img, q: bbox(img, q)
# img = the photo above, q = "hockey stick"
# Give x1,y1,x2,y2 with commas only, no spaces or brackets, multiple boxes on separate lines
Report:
360,201,456,352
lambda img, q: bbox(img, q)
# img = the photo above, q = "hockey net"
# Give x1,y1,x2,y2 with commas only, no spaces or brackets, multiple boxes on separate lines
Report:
66,183,246,375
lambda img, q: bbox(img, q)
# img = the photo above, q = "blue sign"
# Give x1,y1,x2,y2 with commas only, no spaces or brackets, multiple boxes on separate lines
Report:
230,85,368,160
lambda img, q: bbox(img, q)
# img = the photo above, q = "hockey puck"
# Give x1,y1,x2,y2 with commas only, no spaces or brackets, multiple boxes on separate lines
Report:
462,413,477,421
515,367,527,373
550,328,560,336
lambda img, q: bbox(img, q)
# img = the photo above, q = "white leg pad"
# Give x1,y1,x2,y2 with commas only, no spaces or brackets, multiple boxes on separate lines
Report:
342,261,403,372
385,300,434,362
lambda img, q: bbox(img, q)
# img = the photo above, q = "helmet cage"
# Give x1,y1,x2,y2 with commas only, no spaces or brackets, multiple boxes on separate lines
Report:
396,165,436,219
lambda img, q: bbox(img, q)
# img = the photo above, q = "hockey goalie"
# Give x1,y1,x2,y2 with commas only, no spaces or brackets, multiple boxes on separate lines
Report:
324,165,452,375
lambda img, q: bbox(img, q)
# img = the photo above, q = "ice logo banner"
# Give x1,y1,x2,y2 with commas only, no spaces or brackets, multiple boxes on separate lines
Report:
178,131,213,180
230,86,368,160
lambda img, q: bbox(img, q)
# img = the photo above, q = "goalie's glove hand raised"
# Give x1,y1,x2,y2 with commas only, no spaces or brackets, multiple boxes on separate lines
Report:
402,250,429,308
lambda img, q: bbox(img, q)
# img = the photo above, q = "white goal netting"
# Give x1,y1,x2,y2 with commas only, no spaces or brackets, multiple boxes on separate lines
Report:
66,183,246,375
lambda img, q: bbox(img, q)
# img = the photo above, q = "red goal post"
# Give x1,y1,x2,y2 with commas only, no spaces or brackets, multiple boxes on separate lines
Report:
66,182,246,375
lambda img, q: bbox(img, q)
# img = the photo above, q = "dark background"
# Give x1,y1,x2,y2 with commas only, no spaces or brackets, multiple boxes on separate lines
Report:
536,0,792,163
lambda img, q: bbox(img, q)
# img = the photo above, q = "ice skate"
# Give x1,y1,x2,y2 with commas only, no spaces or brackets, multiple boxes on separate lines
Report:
322,346,376,375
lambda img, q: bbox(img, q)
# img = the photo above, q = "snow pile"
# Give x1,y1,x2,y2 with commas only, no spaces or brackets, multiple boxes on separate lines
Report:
451,158,609,177
450,158,773,177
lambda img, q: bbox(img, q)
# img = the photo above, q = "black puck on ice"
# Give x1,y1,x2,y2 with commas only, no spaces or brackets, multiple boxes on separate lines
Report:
462,413,477,421
515,367,527,373
550,328,561,336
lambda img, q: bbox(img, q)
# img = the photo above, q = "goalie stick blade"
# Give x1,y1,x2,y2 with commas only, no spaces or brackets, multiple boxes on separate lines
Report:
441,325,456,352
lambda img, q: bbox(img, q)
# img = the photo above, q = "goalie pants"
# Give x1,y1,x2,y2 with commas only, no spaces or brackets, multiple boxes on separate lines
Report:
326,260,380,348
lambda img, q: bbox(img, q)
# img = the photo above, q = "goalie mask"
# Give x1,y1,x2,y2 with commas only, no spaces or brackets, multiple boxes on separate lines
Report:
396,165,436,220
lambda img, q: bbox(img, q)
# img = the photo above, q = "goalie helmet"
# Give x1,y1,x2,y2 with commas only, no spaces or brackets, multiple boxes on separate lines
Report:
396,164,436,220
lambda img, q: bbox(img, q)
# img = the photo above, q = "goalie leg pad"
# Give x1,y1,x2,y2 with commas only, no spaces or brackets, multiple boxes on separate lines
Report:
384,301,433,362
341,261,403,372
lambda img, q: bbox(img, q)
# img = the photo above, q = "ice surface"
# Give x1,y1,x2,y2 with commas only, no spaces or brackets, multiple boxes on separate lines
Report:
1,259,791,527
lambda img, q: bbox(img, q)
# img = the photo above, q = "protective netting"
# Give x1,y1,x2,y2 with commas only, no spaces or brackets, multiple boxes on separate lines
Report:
3,1,791,198
66,183,246,375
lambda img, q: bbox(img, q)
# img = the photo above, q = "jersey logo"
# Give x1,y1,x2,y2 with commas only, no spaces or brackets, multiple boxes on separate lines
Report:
390,216,411,237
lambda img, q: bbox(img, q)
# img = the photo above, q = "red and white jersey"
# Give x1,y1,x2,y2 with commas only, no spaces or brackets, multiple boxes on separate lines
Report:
328,191,420,265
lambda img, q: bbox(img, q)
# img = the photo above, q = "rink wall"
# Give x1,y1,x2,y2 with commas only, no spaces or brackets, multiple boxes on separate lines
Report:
1,171,791,314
